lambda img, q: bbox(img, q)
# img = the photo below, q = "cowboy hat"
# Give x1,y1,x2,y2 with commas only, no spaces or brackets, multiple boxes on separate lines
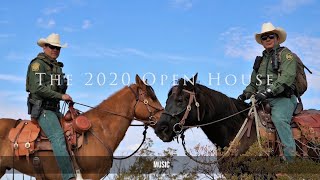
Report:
37,33,67,48
255,22,287,45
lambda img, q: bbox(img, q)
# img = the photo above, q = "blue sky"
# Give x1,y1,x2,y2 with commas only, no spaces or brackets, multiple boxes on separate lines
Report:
1,0,320,178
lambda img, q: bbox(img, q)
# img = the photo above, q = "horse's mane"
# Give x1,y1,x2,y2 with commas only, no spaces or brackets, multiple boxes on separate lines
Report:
145,84,158,101
198,83,248,121
85,84,158,116
173,78,249,128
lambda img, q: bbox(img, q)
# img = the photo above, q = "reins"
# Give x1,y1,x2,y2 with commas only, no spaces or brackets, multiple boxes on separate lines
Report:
87,125,149,160
73,101,133,120
179,98,273,165
113,125,149,160
65,85,162,160
163,86,251,134
162,86,262,165
183,106,251,129
71,85,162,126
72,102,155,126
180,133,219,165
178,105,252,165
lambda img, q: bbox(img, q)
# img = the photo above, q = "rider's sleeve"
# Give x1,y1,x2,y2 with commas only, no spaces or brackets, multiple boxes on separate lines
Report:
27,60,63,100
244,70,258,94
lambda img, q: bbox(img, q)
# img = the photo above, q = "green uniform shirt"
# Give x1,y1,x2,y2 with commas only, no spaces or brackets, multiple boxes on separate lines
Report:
244,45,297,96
26,53,66,101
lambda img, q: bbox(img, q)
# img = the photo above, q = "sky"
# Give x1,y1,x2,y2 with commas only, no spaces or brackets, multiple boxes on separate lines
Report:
1,0,320,179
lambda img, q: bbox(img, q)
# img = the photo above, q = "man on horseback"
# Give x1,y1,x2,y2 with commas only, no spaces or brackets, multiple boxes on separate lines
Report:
238,22,298,161
26,33,75,180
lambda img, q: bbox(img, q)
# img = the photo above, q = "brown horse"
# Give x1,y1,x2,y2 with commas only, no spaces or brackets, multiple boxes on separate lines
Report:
0,74,163,180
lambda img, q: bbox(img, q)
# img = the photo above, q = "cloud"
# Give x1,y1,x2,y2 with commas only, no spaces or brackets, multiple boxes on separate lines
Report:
170,0,193,10
302,96,320,109
113,126,213,156
82,20,92,29
63,20,92,32
42,6,66,15
70,0,87,6
0,90,27,119
5,52,32,61
306,70,320,91
284,34,320,70
71,45,212,63
0,33,15,38
221,27,320,68
220,27,263,61
37,18,56,28
122,48,150,58
0,103,28,119
121,48,192,62
63,27,77,32
0,74,24,83
282,35,320,92
0,91,26,103
266,0,314,14
221,26,320,92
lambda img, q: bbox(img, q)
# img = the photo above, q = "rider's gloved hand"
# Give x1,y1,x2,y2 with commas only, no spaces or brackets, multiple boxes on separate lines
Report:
62,94,73,101
255,89,272,103
237,92,252,102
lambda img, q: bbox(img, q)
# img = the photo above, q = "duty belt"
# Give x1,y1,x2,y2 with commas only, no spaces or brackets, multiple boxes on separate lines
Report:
274,88,295,98
42,101,60,111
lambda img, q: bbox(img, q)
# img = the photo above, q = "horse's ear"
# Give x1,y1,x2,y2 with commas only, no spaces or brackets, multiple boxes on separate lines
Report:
190,73,198,85
135,74,147,90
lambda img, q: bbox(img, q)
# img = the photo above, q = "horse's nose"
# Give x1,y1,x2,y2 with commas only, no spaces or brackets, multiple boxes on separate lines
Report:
155,124,168,134
159,125,168,132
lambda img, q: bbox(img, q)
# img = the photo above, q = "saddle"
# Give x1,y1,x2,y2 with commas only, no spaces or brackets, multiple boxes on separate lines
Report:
293,110,320,145
254,103,320,157
8,103,92,158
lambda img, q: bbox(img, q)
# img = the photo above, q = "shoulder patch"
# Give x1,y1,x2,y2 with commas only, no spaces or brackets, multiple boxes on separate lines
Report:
286,53,293,60
31,62,40,71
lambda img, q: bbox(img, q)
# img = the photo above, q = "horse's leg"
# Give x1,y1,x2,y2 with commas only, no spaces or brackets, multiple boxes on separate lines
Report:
0,119,16,179
0,166,6,179
82,173,100,180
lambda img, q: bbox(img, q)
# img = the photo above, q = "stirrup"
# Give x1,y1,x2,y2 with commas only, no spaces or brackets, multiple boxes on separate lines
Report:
75,169,84,180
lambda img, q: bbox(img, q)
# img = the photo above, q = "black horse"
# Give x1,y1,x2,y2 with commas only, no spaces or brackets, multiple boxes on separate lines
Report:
155,73,257,155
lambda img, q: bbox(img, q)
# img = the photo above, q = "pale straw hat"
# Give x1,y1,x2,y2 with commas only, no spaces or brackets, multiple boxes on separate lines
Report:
37,33,67,48
255,22,287,45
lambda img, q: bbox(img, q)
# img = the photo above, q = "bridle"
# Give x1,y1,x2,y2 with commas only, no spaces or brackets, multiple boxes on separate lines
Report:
161,86,255,166
71,84,164,162
128,85,164,125
161,86,253,166
73,84,164,126
162,86,201,134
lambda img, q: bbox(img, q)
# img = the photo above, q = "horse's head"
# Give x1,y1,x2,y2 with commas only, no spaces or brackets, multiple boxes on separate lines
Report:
133,75,164,127
155,73,204,142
